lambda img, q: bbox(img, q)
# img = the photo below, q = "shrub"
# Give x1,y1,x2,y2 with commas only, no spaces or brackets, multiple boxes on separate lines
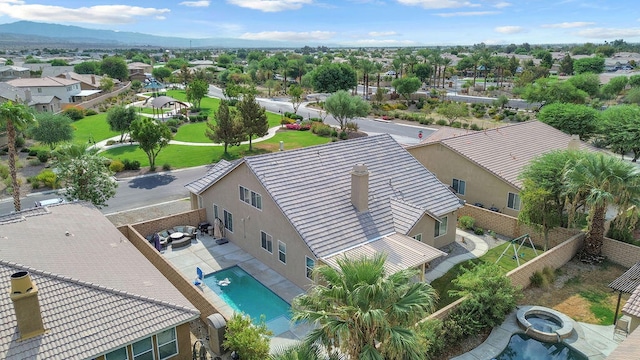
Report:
14,136,25,148
470,123,482,131
330,129,338,137
165,119,180,128
223,313,271,360
451,121,462,128
28,159,41,166
37,151,49,163
28,149,38,156
530,271,545,287
162,163,171,171
169,126,178,133
63,107,85,120
395,102,408,110
339,131,348,140
435,119,447,126
0,164,8,179
309,117,323,122
20,147,30,153
109,160,124,172
284,112,303,121
418,319,448,358
84,109,98,116
474,227,485,235
35,169,57,188
281,117,295,125
106,140,116,146
122,159,141,170
459,215,475,230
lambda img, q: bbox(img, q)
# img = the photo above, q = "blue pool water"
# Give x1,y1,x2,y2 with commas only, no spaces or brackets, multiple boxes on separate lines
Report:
203,266,292,335
494,334,588,360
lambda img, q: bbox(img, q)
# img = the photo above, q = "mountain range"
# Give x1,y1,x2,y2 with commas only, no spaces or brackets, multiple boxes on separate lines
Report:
0,21,303,49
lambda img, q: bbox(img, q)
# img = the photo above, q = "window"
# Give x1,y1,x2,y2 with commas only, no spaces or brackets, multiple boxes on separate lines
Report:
306,257,315,279
239,186,262,210
261,231,273,253
37,87,42,93
452,178,466,195
213,203,219,220
434,216,448,237
508,192,521,210
278,240,286,264
239,186,250,204
251,191,262,210
105,347,129,360
157,328,178,360
413,233,423,241
132,337,154,360
223,210,233,232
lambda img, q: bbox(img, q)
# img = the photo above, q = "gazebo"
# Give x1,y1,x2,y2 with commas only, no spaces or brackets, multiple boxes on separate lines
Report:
143,79,165,97
147,96,189,121
609,262,640,328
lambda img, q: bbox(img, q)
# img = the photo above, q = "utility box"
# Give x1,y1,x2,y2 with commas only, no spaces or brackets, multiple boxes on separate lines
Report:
207,313,227,356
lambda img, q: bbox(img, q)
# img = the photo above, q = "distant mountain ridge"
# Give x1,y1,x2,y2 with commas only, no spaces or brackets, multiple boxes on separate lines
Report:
0,21,300,48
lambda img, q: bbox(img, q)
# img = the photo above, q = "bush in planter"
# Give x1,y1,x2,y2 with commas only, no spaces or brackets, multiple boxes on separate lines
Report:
84,109,98,116
470,123,482,131
28,149,38,156
458,215,475,230
162,163,171,171
63,107,85,121
339,131,348,140
435,119,447,126
330,129,338,137
35,169,57,188
109,160,124,172
474,227,485,235
106,139,116,146
37,151,49,163
122,159,141,171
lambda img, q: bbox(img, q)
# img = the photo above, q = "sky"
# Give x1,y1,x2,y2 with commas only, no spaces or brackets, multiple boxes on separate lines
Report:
0,0,639,46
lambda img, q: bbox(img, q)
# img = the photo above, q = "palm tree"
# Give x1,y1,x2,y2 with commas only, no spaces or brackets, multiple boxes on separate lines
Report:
359,59,375,99
0,101,35,212
430,52,443,88
563,152,640,258
374,61,384,89
470,52,482,87
441,57,452,89
291,253,437,360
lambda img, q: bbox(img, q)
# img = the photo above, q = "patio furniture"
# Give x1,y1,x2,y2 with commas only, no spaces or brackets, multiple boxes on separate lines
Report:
173,225,197,240
170,232,184,240
172,234,192,249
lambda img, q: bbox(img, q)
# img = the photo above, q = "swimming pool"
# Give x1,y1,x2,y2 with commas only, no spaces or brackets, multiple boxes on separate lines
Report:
203,266,292,335
494,333,588,360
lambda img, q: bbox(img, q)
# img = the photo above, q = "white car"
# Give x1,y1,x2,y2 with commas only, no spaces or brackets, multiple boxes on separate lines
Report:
385,70,396,76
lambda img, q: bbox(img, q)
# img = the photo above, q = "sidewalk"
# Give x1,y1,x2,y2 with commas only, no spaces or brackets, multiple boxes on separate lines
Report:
424,228,489,282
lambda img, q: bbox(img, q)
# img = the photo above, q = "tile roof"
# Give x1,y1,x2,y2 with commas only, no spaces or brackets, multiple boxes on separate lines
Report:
7,76,79,87
0,202,196,310
610,262,640,294
243,134,462,258
57,71,121,85
323,233,447,275
185,159,240,194
418,127,475,145
0,261,199,360
622,284,640,318
413,121,597,189
606,322,640,360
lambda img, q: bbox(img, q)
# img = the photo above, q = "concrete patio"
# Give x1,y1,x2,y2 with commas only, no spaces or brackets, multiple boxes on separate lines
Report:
160,231,310,349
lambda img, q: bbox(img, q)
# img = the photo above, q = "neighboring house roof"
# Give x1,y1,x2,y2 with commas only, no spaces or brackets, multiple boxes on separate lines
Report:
322,233,447,274
409,121,597,189
186,159,240,194
0,202,196,309
419,127,476,145
0,83,60,106
0,261,199,360
0,65,30,72
7,76,79,87
610,262,640,294
29,95,59,106
57,71,121,86
188,134,462,258
623,284,640,318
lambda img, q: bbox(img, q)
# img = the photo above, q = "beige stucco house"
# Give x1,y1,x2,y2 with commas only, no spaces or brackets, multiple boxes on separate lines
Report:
407,121,595,218
0,203,199,360
186,134,463,288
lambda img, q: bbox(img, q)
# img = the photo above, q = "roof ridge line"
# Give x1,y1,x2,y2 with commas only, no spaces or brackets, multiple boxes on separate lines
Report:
0,259,200,316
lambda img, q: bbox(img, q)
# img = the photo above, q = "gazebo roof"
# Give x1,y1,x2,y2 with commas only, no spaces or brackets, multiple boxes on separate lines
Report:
150,96,188,109
609,262,640,293
143,79,164,90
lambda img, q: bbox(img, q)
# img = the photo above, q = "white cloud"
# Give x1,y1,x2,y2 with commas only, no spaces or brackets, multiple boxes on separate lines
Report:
436,11,498,17
239,30,335,41
494,25,523,34
541,22,595,29
179,1,210,7
347,38,417,46
575,28,640,39
368,31,398,37
395,0,479,9
493,2,510,8
0,3,170,24
227,0,312,12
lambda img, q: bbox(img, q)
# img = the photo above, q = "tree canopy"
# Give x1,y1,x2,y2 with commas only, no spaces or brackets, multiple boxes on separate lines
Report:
107,105,138,143
437,101,469,125
129,117,172,171
100,56,129,81
205,101,244,154
237,93,268,151
599,105,640,160
151,67,172,82
30,113,73,149
573,57,605,74
310,63,357,93
186,79,208,110
392,76,421,105
323,90,370,131
537,102,599,140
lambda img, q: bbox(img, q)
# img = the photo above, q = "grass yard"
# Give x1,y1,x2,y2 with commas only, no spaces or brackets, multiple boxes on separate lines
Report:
101,129,332,169
431,240,541,309
71,113,119,145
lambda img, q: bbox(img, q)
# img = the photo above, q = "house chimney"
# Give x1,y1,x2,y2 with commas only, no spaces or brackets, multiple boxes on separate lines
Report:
350,164,369,212
65,72,71,80
10,271,46,340
568,134,581,150
24,88,32,103
91,75,96,85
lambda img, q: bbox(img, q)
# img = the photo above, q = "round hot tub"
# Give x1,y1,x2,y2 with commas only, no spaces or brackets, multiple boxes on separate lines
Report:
516,306,574,343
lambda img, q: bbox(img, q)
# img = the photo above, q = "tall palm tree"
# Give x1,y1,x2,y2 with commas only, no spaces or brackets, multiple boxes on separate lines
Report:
0,101,35,212
430,52,443,88
291,253,437,360
563,152,640,258
441,57,452,89
359,59,375,99
470,52,482,87
374,61,384,89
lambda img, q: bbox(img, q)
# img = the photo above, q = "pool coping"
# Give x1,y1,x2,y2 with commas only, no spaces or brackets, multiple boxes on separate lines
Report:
451,306,612,360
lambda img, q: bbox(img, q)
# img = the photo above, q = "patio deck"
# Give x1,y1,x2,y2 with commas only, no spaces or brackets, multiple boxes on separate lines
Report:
160,231,310,347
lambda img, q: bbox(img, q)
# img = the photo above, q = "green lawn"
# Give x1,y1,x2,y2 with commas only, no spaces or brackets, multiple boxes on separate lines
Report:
102,129,331,169
71,113,119,145
431,240,542,309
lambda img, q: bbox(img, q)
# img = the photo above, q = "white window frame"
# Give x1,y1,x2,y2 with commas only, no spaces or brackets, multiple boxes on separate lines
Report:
305,256,315,279
452,178,466,195
105,347,129,360
239,186,250,204
413,233,423,241
434,216,448,238
508,192,521,210
261,231,273,253
223,209,233,233
157,327,178,360
251,191,262,210
132,336,154,360
278,240,286,264
213,203,219,220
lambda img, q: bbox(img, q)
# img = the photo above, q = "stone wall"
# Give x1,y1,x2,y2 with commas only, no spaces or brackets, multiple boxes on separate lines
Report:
459,204,581,249
131,208,206,239
74,81,131,110
603,237,640,268
118,222,219,321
